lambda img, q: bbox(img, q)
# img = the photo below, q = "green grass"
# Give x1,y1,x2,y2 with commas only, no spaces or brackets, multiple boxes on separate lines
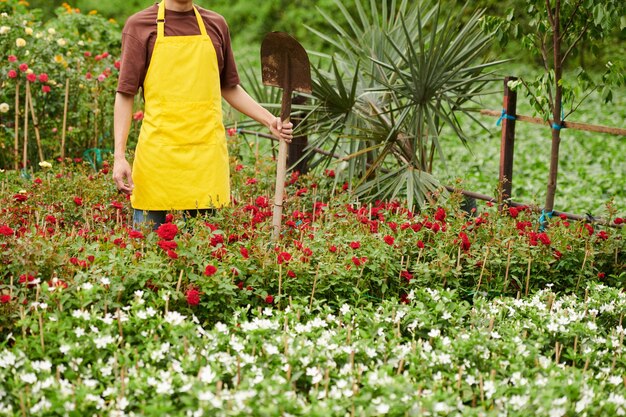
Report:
433,80,625,217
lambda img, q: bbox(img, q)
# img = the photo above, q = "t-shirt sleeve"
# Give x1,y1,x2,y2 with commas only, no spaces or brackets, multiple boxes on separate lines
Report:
220,24,240,89
116,30,146,96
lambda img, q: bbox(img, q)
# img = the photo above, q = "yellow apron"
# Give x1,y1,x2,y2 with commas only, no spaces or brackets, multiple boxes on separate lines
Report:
131,1,230,210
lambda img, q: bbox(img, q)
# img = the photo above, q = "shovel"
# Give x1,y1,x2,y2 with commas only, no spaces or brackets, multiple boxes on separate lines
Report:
261,32,312,240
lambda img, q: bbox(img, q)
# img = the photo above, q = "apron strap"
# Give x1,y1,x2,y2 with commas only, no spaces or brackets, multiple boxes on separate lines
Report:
193,6,208,37
157,1,165,38
156,2,207,38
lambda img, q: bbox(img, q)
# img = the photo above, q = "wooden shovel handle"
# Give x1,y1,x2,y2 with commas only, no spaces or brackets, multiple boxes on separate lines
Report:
271,87,293,240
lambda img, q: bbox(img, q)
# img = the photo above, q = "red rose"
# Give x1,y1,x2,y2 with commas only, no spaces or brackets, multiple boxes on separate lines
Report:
156,223,178,241
459,232,471,251
255,196,269,208
349,241,361,250
287,270,296,278
240,247,249,259
165,213,174,223
329,245,337,253
265,295,274,304
417,240,425,249
26,73,36,82
157,240,177,251
598,272,605,279
166,250,178,259
0,295,11,304
38,73,49,83
129,230,144,239
324,169,335,178
614,218,624,225
538,232,551,245
13,193,28,202
7,69,18,78
204,265,217,276
508,207,519,218
277,252,291,264
434,207,446,222
383,235,395,246
19,63,28,72
0,225,14,236
186,289,200,306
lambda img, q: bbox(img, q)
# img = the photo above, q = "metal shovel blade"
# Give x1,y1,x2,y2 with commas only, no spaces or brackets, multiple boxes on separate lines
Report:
261,32,312,99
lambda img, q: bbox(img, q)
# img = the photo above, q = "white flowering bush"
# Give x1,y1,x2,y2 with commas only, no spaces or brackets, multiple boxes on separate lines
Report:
1,284,625,416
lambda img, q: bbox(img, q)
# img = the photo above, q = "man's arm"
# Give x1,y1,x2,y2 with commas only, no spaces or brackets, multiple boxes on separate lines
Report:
221,85,293,142
112,92,135,195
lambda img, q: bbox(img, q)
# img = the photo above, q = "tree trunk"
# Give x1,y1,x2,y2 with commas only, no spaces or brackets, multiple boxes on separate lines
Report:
544,0,562,213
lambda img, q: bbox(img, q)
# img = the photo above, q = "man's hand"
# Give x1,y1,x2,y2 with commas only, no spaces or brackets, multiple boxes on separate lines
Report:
113,158,134,195
269,117,293,143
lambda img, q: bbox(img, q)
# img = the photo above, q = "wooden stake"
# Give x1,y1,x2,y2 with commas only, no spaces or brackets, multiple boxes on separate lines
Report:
476,247,490,293
22,81,30,170
14,82,20,170
309,264,320,309
503,240,512,292
175,270,183,293
26,84,44,162
38,313,45,352
525,253,532,297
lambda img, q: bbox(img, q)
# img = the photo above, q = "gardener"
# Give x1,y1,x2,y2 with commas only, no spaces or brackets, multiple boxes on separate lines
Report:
112,0,292,228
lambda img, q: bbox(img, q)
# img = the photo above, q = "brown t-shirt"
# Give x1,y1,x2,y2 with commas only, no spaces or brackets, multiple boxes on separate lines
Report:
116,3,240,96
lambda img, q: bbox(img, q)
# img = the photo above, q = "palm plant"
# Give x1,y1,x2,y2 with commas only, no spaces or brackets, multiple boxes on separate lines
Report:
302,0,505,209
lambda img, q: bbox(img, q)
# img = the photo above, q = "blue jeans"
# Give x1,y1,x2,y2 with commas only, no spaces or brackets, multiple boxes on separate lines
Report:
133,209,215,230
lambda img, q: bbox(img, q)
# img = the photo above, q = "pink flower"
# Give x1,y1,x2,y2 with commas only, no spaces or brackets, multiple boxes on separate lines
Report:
38,73,48,82
97,73,107,82
132,111,144,121
26,73,36,82
84,51,92,57
19,63,28,72
85,72,92,80
8,55,17,63
7,70,18,79
227,127,237,136
42,85,51,93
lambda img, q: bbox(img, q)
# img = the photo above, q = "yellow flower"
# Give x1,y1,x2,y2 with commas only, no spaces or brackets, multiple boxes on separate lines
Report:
39,161,52,169
88,10,97,15
18,0,29,6
54,54,64,63
15,37,26,47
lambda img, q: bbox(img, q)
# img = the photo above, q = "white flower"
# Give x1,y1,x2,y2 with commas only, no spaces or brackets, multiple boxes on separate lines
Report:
375,403,390,414
0,26,10,35
47,28,56,35
340,304,350,315
198,366,216,383
549,407,567,417
16,38,26,47
428,328,441,338
24,27,33,35
81,282,94,291
31,360,52,373
164,311,186,326
57,38,66,47
100,277,110,286
0,351,16,368
38,161,52,169
609,375,623,386
74,327,85,338
20,373,37,384
59,345,71,354
0,103,9,113
93,335,115,348
71,310,90,320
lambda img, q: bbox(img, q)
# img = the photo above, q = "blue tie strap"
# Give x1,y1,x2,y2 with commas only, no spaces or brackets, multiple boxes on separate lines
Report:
496,109,516,126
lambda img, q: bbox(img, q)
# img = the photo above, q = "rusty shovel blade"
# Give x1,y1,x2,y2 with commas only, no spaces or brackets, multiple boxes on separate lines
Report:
261,32,312,96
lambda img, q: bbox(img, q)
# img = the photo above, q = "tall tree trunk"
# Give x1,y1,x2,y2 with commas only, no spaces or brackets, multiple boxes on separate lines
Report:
545,0,562,213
